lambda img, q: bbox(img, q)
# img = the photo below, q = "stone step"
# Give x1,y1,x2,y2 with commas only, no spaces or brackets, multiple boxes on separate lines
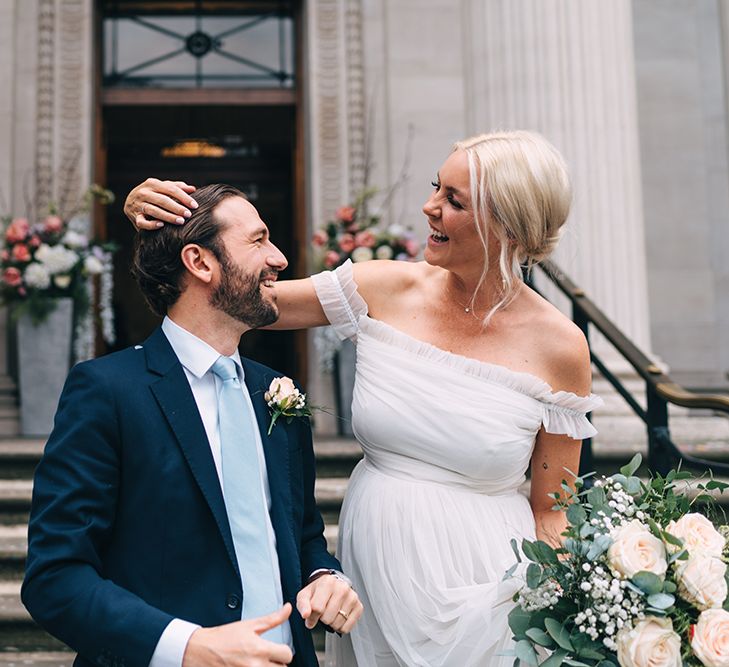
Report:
0,652,74,667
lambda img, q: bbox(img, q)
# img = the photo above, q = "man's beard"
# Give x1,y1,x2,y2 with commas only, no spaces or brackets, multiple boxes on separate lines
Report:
209,251,279,329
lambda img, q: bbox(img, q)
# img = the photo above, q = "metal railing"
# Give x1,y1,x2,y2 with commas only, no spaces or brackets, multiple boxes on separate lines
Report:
536,261,729,477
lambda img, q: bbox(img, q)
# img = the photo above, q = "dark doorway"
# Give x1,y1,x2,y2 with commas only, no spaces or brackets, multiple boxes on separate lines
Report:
104,103,299,377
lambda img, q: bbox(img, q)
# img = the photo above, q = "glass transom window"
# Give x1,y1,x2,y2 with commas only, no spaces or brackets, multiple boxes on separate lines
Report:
102,1,295,88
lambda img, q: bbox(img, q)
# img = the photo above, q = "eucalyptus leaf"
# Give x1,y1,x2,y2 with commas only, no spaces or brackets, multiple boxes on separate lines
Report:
527,563,543,589
631,571,663,596
586,534,612,561
566,504,587,527
625,476,642,496
662,531,684,548
503,563,519,581
522,540,539,563
544,617,574,651
511,538,523,564
646,593,675,609
525,627,554,648
663,580,677,594
540,649,568,667
533,540,560,566
508,605,532,639
564,660,591,666
515,639,538,665
620,453,642,477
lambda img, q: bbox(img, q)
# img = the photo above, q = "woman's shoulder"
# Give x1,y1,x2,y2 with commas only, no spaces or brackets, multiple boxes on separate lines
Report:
351,259,428,300
519,288,592,395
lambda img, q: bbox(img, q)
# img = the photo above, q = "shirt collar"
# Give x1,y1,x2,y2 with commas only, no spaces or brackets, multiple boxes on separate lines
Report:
162,316,243,380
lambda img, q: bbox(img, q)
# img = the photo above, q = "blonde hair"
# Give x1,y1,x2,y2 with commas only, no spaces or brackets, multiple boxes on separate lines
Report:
453,130,572,325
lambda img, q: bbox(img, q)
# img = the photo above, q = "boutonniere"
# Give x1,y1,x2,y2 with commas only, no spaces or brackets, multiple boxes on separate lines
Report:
264,376,313,435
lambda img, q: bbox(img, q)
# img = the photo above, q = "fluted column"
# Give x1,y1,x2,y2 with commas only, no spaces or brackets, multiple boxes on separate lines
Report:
464,0,653,356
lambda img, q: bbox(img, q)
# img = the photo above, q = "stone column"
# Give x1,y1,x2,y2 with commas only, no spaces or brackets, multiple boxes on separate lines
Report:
464,0,653,357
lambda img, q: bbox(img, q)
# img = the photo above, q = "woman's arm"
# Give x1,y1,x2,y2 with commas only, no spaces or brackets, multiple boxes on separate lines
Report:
267,279,329,330
529,321,592,547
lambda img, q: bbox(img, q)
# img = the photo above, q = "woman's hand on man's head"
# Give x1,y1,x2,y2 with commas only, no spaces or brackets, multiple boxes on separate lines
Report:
124,178,198,231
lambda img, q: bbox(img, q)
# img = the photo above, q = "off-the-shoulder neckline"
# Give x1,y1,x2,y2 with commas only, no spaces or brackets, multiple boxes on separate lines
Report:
357,315,602,411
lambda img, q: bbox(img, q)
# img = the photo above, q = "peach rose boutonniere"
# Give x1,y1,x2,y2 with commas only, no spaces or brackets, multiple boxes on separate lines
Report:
264,376,313,435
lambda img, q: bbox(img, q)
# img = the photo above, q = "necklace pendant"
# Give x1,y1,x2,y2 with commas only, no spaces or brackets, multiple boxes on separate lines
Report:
464,307,470,313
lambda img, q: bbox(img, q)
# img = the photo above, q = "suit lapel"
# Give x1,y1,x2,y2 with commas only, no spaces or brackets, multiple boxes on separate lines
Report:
144,328,239,577
243,361,295,554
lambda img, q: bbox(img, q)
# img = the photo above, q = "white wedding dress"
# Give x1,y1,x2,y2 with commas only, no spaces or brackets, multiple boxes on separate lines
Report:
311,262,602,667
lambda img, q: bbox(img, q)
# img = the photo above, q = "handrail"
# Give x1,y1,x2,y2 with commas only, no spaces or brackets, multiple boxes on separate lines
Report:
536,260,729,476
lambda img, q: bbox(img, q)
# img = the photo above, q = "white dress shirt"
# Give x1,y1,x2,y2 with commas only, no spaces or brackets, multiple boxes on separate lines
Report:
149,317,292,667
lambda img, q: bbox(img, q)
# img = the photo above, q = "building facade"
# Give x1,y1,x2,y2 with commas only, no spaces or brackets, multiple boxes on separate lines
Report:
1,0,727,434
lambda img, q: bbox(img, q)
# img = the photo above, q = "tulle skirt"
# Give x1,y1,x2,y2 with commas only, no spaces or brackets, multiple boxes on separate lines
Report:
325,460,536,666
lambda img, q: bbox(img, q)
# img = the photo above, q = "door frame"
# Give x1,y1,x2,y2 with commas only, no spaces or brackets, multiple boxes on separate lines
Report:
92,1,309,385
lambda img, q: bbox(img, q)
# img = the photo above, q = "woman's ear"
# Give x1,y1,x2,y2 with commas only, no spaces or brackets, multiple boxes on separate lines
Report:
180,243,216,284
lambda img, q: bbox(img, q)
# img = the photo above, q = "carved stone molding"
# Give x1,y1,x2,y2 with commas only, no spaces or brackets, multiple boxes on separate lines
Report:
35,0,55,215
345,0,366,196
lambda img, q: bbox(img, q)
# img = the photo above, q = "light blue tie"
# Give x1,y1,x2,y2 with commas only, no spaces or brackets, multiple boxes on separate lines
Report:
211,356,283,644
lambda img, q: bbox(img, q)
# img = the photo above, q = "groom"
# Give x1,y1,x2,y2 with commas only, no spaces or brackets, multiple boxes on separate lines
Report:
22,184,362,667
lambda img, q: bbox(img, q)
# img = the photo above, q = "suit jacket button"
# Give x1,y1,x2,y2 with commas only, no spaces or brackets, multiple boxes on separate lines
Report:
227,594,240,609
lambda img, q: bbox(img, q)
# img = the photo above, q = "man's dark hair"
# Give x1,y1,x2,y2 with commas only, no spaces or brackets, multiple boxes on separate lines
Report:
132,183,246,316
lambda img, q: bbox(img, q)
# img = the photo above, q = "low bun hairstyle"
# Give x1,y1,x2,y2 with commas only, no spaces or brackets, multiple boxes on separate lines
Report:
453,130,572,324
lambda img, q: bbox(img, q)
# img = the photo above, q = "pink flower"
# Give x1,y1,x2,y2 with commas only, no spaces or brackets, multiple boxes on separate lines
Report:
324,251,341,269
5,218,30,244
345,222,360,233
405,239,421,257
338,234,356,253
0,251,8,262
43,215,63,234
311,230,328,247
3,267,22,287
17,286,26,297
29,235,41,248
354,231,377,248
336,206,356,223
11,244,31,263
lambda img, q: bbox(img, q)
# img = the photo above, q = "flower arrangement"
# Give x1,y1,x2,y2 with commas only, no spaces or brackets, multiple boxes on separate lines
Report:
505,454,729,667
311,191,421,272
1,185,117,362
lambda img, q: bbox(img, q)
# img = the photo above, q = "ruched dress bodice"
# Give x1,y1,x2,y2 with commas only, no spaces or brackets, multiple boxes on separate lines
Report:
312,262,602,667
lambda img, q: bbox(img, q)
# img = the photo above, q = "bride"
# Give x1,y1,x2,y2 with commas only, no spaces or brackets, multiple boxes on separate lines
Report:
125,130,602,666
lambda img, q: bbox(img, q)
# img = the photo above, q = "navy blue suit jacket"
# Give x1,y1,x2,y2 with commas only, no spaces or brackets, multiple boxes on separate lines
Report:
22,327,339,667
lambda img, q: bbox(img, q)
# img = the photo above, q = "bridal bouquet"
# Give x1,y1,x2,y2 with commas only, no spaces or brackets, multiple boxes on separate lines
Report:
505,455,729,666
311,190,420,271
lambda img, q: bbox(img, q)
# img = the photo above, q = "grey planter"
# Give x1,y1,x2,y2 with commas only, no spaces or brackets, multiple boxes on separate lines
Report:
17,298,73,437
335,338,356,437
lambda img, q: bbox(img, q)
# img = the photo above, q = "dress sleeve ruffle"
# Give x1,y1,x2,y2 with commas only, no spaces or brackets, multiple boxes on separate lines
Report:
540,392,604,440
310,260,368,342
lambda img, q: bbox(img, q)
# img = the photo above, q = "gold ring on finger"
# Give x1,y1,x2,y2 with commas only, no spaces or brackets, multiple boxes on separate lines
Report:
337,609,349,621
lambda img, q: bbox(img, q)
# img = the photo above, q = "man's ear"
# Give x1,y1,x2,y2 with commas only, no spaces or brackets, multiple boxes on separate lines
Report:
180,243,216,284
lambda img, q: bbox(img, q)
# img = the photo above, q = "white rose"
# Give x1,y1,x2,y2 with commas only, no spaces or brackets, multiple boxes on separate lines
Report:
62,230,88,248
23,262,51,289
666,513,726,558
84,255,104,275
53,274,72,289
692,608,729,667
351,246,374,262
375,245,394,260
677,555,728,611
617,617,682,667
608,519,668,578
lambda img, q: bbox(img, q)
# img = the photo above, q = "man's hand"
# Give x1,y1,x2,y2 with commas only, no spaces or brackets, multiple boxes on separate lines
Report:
123,178,198,231
182,603,293,667
296,575,363,634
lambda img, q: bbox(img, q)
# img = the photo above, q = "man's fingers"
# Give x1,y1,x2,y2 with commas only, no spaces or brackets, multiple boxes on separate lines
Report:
339,600,364,634
252,603,292,634
296,589,312,619
257,638,293,665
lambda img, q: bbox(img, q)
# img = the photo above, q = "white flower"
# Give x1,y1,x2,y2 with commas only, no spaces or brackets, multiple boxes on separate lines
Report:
375,245,394,260
53,274,71,289
23,262,50,289
616,616,682,667
62,230,88,248
692,608,729,667
351,246,374,262
84,255,104,275
666,513,726,558
35,244,79,274
677,555,728,611
608,519,668,578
